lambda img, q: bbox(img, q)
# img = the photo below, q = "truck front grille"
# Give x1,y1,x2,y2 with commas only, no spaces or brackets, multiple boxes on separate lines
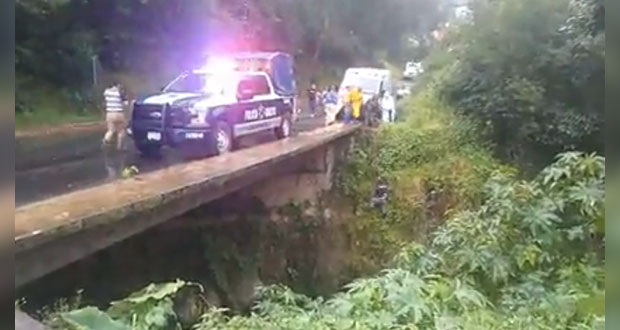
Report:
132,104,164,122
167,107,191,127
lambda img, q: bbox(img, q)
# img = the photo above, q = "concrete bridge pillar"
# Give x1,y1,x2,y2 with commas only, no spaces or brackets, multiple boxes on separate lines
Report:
248,137,351,208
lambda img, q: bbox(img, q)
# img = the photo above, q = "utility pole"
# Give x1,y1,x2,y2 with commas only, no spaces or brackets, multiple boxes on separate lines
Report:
92,55,98,86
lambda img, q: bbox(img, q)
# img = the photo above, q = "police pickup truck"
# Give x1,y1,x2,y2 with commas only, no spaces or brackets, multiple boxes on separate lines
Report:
130,52,297,156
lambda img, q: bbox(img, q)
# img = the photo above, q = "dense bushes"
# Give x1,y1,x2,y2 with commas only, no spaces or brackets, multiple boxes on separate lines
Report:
45,150,604,330
432,0,604,165
337,91,509,273
193,152,603,330
20,0,609,325
32,79,606,328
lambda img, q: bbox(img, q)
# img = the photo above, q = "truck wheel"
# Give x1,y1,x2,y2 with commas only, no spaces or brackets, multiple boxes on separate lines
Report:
213,121,234,155
275,114,292,139
136,143,161,157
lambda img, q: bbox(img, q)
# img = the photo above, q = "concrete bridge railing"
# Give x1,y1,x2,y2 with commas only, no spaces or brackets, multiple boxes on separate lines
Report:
15,124,359,289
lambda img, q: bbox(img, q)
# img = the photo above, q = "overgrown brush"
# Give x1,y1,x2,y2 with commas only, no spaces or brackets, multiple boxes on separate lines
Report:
42,103,605,329
190,152,604,330
338,91,509,273
432,0,604,164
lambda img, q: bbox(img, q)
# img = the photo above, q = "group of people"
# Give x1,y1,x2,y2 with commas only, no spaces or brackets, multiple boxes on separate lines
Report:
307,83,348,125
306,82,394,127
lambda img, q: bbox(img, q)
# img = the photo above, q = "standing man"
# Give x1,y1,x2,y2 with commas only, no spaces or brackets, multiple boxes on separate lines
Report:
102,81,128,150
380,90,396,123
307,82,318,117
323,85,339,126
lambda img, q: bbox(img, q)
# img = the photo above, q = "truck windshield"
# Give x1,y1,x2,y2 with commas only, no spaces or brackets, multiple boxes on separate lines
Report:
165,72,229,95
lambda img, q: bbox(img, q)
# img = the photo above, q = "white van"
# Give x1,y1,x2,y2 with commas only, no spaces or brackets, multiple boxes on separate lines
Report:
336,68,395,122
403,61,423,79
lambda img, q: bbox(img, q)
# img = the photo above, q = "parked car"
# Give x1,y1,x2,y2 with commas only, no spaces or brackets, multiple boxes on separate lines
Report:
403,61,423,80
129,52,297,156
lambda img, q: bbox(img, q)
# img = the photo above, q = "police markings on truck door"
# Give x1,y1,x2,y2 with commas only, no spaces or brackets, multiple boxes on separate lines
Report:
244,104,277,121
235,103,281,137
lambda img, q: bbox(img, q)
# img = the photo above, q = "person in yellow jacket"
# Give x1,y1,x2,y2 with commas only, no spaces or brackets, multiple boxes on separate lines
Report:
345,86,364,122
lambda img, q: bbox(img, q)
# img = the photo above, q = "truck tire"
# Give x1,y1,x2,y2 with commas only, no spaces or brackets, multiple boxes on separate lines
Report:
136,143,162,157
213,121,234,155
275,114,292,139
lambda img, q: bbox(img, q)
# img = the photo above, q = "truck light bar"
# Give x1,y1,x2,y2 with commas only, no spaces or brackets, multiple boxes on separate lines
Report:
201,57,271,74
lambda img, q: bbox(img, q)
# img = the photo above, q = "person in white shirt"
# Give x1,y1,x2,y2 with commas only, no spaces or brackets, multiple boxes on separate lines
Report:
380,90,395,123
322,85,339,126
102,81,128,150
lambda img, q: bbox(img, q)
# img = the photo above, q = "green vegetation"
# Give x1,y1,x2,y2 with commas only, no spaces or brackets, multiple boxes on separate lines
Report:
38,77,606,329
194,153,603,330
431,0,604,166
44,149,605,329
15,77,100,129
16,110,99,130
338,91,510,274
22,0,606,328
45,281,205,330
36,106,606,329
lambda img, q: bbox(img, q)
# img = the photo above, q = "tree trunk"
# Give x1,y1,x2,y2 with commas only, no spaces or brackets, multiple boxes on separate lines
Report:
313,4,330,61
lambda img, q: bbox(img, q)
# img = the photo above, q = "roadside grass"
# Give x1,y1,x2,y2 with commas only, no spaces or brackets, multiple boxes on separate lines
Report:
15,69,174,131
16,111,100,131
16,75,100,131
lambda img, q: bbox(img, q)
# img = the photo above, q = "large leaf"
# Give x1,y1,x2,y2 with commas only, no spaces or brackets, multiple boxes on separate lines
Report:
115,280,187,304
61,307,129,330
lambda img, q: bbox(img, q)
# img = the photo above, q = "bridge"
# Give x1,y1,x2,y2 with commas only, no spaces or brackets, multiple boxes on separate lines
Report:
15,124,359,290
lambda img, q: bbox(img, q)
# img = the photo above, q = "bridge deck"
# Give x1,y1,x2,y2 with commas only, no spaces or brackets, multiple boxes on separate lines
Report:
15,124,358,287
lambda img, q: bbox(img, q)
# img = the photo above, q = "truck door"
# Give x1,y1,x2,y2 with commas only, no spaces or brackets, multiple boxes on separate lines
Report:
233,74,281,137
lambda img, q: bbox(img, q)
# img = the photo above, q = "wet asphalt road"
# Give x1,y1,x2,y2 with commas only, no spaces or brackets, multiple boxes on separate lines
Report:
15,114,327,207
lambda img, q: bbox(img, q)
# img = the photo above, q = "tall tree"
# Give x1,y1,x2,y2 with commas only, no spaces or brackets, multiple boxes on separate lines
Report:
436,0,604,164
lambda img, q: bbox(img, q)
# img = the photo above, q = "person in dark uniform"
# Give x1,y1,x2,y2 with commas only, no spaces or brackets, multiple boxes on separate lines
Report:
307,83,318,117
371,176,390,215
